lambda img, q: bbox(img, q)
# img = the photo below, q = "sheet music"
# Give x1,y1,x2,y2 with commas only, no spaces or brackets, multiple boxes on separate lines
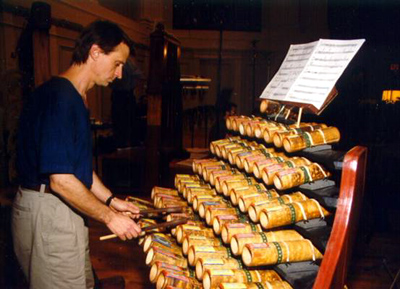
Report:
260,39,365,110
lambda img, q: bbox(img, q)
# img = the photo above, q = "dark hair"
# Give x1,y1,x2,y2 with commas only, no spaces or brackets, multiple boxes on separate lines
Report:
71,20,132,65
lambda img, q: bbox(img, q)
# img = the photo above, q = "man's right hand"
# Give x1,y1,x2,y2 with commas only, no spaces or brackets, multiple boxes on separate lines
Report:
105,211,141,240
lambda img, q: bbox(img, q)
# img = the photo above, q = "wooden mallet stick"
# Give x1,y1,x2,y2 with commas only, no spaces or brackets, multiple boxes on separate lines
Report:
99,218,188,241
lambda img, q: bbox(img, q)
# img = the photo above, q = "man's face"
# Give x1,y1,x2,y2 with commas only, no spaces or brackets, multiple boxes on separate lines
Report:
93,42,129,86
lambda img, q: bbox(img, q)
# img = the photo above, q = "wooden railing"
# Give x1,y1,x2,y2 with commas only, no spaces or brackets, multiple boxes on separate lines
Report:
313,146,368,288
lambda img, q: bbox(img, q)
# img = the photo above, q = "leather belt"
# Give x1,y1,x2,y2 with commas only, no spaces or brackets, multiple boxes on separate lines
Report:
22,184,52,194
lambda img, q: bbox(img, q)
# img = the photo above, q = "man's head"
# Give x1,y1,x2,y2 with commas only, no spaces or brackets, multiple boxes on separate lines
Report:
72,20,131,65
72,20,132,86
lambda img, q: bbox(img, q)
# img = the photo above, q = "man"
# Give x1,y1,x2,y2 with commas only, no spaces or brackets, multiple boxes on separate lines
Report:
12,20,141,289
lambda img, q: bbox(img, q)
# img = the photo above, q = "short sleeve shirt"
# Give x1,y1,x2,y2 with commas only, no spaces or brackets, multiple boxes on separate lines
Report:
17,77,93,188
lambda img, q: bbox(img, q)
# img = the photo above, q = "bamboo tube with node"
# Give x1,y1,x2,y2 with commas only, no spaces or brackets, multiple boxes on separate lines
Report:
261,157,311,186
218,280,293,289
242,239,323,266
259,199,330,230
272,123,327,148
149,261,189,283
203,269,281,289
195,257,244,281
273,162,331,190
156,270,201,289
282,126,340,153
230,230,303,256
247,192,308,223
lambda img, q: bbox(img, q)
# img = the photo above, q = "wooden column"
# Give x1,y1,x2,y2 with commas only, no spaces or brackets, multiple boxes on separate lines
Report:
144,23,182,190
30,2,51,87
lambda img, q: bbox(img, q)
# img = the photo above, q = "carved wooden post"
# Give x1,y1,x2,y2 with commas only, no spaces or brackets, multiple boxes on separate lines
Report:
145,23,182,190
30,2,51,87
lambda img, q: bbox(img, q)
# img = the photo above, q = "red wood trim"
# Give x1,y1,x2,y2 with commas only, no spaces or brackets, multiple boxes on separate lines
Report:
313,146,368,289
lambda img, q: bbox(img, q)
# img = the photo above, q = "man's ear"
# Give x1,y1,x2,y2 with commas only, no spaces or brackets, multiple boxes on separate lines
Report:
89,44,102,60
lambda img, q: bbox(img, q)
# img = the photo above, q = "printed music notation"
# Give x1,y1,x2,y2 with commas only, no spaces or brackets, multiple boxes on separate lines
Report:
260,39,365,112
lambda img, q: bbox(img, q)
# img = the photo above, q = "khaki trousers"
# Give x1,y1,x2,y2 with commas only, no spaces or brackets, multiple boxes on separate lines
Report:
11,186,95,289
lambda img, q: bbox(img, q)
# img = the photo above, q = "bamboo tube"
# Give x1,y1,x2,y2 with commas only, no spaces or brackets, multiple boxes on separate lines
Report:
242,239,323,266
182,183,211,199
230,230,303,256
230,184,268,206
252,157,287,179
219,280,293,289
244,120,266,138
203,269,281,289
175,224,213,244
152,187,179,200
237,189,279,213
225,116,235,131
175,174,200,191
272,124,328,148
216,174,247,195
228,147,254,166
188,245,233,266
234,151,256,169
145,246,187,267
146,241,182,257
247,192,308,223
198,161,225,176
235,150,273,171
154,194,183,208
253,120,276,139
155,199,188,209
182,235,223,256
261,157,311,186
244,152,286,174
174,174,194,188
177,179,202,194
170,219,202,237
222,177,258,197
203,164,232,182
196,257,244,281
221,143,250,160
282,126,341,153
143,233,177,253
212,214,249,236
235,145,275,169
209,169,239,187
262,123,294,143
259,199,330,229
221,222,262,244
166,211,196,223
156,270,201,289
231,116,252,132
210,138,239,155
216,143,238,160
193,196,224,212
205,207,241,226
260,99,288,115
150,261,189,283
198,200,232,219
215,142,238,159
192,158,218,174
238,120,250,136
273,162,331,190
187,188,217,204
238,118,263,137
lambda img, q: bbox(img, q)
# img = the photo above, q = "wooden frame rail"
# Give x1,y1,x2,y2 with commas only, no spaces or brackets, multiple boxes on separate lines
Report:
313,146,368,288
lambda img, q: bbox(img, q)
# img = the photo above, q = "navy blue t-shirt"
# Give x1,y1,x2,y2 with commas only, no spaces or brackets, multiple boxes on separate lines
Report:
17,77,93,188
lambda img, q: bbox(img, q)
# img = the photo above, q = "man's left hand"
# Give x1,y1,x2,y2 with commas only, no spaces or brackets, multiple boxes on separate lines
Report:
110,198,141,219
